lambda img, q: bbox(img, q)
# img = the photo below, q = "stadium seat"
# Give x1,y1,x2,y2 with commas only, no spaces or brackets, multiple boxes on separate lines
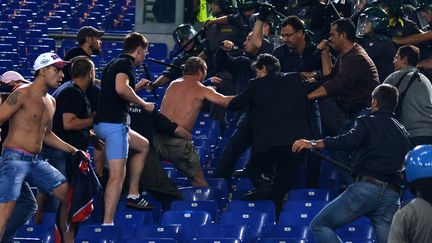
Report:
0,36,17,46
196,224,248,242
14,225,51,243
257,239,307,243
134,225,182,240
128,239,177,243
117,196,163,224
342,240,374,243
162,211,211,241
282,200,328,214
278,211,317,226
227,200,276,224
259,225,310,240
287,189,333,201
402,189,414,203
26,38,55,50
114,210,154,238
220,212,271,241
336,225,374,240
11,239,43,243
193,239,241,243
162,210,211,227
170,200,218,221
179,187,227,209
75,225,122,243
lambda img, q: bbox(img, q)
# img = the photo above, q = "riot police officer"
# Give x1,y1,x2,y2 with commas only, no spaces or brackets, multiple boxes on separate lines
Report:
357,7,397,82
147,24,206,89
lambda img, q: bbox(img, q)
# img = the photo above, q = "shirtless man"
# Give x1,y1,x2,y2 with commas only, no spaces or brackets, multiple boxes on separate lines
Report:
154,56,234,186
0,53,87,243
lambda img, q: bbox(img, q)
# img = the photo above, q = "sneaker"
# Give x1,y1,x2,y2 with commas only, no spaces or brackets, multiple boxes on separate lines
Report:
125,196,154,210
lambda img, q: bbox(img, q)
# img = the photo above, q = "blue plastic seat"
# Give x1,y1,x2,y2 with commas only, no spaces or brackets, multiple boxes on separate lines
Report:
278,211,317,226
196,224,248,242
128,239,177,243
117,196,162,224
134,225,182,240
257,239,307,243
231,178,254,200
0,36,17,46
341,240,374,243
287,189,333,201
0,52,19,63
162,211,211,241
162,210,212,227
14,225,51,243
336,225,374,240
227,200,276,224
193,239,241,243
220,212,271,241
46,16,63,31
179,187,227,210
170,200,218,221
26,38,55,49
115,210,153,237
75,225,122,243
259,225,310,240
283,200,328,214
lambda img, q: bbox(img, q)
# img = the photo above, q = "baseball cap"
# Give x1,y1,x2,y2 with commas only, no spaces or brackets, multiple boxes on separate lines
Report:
77,26,104,44
33,52,70,71
0,71,30,84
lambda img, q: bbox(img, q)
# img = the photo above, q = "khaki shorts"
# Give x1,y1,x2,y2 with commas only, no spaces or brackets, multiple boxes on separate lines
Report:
153,134,201,178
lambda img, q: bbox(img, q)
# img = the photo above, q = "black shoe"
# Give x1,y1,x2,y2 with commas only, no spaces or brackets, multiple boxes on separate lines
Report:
126,196,154,210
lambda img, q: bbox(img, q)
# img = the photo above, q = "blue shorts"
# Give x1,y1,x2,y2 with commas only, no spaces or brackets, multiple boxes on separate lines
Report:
94,122,129,161
0,148,67,203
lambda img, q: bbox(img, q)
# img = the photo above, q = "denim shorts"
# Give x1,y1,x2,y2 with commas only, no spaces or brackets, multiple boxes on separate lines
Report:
0,148,67,203
94,122,129,161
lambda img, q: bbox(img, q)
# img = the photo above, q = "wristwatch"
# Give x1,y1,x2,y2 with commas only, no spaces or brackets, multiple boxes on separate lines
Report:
310,140,317,147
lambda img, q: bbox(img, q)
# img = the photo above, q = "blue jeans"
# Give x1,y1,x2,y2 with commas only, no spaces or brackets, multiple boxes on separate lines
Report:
0,148,66,202
39,146,71,212
310,181,401,243
1,182,37,243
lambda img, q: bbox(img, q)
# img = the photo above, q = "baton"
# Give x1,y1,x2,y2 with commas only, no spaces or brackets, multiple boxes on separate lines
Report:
142,63,158,101
309,150,352,173
148,58,182,70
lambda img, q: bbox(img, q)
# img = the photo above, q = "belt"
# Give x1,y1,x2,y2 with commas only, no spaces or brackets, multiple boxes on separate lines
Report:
356,175,402,193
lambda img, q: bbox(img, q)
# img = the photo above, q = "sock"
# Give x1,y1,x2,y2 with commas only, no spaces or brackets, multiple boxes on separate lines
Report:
102,223,114,226
127,194,140,199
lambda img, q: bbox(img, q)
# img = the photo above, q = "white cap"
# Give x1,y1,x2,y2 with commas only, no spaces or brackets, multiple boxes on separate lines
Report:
33,52,69,71
0,71,30,84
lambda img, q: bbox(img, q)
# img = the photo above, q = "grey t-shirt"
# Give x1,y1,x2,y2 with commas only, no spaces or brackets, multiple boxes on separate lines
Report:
384,66,432,137
388,197,432,243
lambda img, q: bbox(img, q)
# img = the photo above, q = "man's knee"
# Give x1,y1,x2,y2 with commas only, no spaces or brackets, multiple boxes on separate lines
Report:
53,182,69,203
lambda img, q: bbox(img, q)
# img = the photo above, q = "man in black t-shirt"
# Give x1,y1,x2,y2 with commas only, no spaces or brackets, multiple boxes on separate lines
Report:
94,32,155,225
62,26,103,84
62,26,105,175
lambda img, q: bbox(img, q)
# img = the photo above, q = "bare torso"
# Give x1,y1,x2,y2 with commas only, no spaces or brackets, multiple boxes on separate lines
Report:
160,78,207,132
2,86,55,153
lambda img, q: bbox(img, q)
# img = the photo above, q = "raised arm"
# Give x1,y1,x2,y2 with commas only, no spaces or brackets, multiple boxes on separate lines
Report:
115,73,154,111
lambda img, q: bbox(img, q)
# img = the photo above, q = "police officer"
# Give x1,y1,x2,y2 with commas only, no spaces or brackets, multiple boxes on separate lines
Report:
205,0,259,44
297,0,329,43
357,7,396,82
147,24,209,90
388,145,432,243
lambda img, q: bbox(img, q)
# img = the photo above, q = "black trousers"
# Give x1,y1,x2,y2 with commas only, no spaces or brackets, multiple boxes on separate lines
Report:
215,113,252,179
245,146,304,205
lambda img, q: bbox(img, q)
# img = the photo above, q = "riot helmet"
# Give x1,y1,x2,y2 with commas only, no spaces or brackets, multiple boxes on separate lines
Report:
356,7,389,37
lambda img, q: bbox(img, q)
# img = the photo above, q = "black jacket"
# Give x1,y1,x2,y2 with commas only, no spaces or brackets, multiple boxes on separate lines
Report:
324,111,410,187
227,72,313,152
